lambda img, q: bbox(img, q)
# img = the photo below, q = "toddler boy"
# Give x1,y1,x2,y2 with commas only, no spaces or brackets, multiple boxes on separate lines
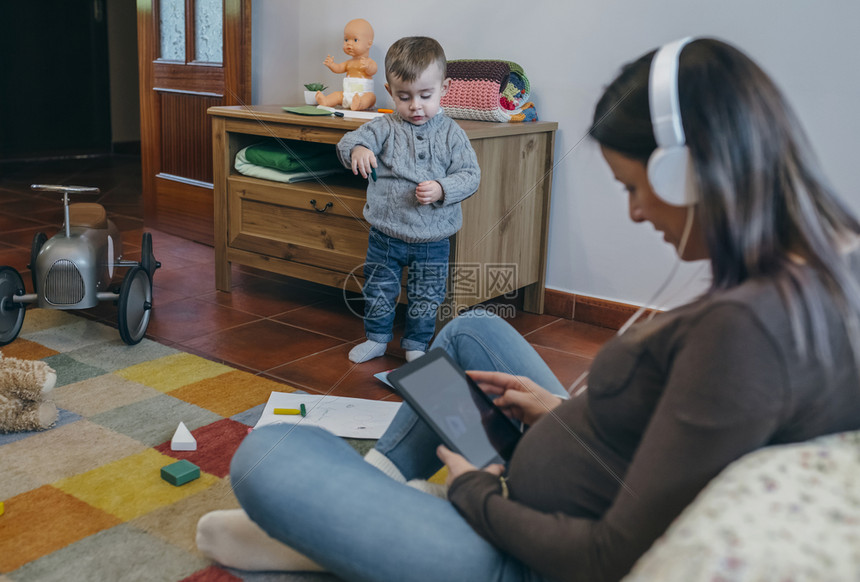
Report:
337,36,480,363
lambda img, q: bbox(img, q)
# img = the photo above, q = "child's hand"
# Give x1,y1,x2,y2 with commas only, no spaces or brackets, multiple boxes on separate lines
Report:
416,181,443,205
351,146,377,179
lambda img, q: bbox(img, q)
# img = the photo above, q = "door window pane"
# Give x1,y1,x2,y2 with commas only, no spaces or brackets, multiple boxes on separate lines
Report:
194,0,223,63
159,0,186,61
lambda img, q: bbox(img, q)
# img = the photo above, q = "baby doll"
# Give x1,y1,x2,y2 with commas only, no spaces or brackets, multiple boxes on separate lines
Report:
315,19,377,111
0,351,58,433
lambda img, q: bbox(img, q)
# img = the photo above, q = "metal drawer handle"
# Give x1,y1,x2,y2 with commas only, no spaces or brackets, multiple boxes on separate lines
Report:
309,199,333,213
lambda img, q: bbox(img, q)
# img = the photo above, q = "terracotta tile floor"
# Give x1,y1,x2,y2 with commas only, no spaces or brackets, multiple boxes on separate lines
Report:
0,155,615,401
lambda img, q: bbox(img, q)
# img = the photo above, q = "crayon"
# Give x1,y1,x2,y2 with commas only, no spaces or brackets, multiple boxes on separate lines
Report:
317,105,345,117
371,167,377,182
273,408,301,415
378,108,394,114
300,403,307,417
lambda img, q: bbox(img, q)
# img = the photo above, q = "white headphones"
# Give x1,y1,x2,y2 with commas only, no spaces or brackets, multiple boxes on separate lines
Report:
647,36,697,206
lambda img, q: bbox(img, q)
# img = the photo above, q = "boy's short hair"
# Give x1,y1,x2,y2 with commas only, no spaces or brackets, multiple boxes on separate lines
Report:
384,37,447,84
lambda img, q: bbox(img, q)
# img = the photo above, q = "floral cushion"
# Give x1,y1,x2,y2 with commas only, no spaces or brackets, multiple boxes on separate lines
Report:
623,430,860,582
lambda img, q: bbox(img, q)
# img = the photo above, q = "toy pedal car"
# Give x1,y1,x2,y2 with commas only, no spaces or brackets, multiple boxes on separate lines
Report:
0,184,160,346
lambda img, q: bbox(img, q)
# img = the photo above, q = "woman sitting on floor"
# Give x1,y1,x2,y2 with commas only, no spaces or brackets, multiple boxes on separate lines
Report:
196,37,860,582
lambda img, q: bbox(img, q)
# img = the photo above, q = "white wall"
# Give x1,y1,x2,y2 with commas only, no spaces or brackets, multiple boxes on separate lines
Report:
251,0,860,310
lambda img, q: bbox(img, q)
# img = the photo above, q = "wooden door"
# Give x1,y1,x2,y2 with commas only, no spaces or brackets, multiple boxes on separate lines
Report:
136,0,250,245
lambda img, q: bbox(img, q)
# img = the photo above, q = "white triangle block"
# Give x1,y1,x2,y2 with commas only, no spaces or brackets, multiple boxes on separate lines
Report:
171,421,197,451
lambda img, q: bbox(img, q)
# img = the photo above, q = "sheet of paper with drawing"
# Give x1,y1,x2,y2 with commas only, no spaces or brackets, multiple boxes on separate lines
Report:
254,392,402,439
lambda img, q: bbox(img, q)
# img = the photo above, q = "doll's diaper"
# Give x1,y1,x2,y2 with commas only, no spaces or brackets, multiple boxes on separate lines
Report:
342,77,374,107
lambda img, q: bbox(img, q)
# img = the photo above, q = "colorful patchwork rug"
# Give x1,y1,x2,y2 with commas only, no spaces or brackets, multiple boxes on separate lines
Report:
0,309,352,582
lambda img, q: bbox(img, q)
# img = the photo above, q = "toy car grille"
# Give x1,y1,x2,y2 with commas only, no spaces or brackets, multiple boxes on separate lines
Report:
45,260,85,305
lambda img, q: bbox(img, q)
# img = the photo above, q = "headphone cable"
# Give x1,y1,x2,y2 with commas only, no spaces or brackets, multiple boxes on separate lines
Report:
568,206,696,396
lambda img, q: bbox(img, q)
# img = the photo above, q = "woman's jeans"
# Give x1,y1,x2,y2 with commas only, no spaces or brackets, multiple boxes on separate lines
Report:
362,227,449,352
230,310,567,582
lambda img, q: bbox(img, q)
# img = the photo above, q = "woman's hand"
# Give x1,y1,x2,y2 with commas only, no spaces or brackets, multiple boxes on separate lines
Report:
436,445,503,487
467,370,564,427
350,146,377,179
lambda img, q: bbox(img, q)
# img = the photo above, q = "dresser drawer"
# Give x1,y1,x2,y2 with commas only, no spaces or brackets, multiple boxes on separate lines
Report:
227,174,371,275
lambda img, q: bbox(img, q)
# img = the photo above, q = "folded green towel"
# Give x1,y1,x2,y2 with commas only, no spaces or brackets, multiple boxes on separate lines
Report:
235,146,345,184
244,142,338,173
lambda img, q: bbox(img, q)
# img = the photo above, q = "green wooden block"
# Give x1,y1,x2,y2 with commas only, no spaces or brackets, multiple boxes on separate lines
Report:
161,459,200,486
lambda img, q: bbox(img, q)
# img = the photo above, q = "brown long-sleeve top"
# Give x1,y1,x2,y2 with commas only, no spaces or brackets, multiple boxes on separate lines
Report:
448,267,860,582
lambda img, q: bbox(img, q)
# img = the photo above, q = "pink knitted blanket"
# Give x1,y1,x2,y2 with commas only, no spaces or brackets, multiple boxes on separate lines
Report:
441,59,537,123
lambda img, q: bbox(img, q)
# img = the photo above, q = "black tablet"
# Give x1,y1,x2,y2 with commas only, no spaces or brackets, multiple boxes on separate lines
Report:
386,348,522,468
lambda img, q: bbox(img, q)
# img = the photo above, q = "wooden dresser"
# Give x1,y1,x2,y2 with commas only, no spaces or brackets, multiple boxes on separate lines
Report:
208,105,557,319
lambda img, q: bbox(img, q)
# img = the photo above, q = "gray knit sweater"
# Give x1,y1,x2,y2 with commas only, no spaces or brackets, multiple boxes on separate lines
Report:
336,112,480,243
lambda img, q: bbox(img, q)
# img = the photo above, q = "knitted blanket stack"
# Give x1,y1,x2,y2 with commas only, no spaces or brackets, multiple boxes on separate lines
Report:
441,59,538,123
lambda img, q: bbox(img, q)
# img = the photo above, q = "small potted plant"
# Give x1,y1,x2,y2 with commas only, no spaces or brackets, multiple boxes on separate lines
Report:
304,83,327,105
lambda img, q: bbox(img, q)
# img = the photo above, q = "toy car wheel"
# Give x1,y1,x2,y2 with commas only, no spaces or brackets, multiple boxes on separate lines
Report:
0,266,26,346
140,232,160,279
117,266,152,345
29,232,47,293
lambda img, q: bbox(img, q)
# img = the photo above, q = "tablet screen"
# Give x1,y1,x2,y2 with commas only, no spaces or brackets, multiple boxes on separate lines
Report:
388,349,521,468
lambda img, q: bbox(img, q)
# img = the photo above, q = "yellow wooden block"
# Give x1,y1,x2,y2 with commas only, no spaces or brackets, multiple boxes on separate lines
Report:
428,467,448,485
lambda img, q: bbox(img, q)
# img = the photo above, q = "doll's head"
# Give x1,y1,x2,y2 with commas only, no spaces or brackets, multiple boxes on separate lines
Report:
384,37,450,126
343,19,374,58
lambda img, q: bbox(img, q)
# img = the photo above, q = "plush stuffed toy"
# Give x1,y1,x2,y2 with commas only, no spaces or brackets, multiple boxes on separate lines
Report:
0,351,58,433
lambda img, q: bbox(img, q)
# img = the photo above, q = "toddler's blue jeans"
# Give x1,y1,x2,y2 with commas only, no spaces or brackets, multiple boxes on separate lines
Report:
362,227,449,352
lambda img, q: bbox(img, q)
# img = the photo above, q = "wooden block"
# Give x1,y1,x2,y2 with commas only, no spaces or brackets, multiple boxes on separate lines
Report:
161,459,200,486
171,421,197,451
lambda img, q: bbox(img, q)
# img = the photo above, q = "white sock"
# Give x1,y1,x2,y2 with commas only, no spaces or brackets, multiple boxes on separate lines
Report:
406,479,449,499
196,509,325,572
363,448,406,483
348,340,387,363
405,350,425,362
